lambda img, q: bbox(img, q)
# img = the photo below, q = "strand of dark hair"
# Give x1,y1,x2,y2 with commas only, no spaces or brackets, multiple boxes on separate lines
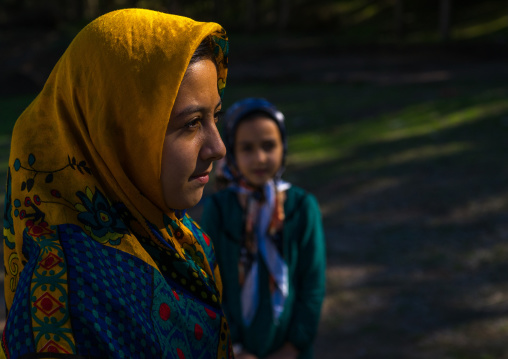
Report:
189,35,217,67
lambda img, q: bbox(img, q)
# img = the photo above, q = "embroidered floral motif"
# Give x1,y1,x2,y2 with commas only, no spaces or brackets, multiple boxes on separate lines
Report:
15,194,47,224
29,225,76,355
13,154,91,193
11,181,55,241
7,252,19,292
183,243,205,268
212,29,228,98
25,220,54,238
164,214,184,240
75,187,129,245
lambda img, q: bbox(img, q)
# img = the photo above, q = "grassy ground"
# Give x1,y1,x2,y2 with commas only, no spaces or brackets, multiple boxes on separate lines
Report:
216,50,508,358
2,43,508,358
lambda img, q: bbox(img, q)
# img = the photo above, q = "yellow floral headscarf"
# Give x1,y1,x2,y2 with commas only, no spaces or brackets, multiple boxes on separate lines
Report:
2,9,231,358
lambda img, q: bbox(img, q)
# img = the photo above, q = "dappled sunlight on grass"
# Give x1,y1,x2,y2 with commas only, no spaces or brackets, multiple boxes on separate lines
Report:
287,90,508,180
378,142,471,166
288,133,345,165
429,191,508,226
315,0,389,26
381,100,508,142
320,176,402,219
421,316,508,357
314,0,508,44
321,277,393,331
454,15,508,40
346,2,390,26
461,243,508,272
455,282,508,311
341,142,473,173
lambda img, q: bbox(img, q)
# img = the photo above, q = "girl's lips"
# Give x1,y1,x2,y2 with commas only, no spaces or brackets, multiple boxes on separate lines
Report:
252,169,268,176
190,173,209,184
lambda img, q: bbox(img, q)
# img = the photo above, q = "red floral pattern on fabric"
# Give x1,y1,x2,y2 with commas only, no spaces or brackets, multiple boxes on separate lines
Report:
194,323,203,340
159,303,171,321
205,307,217,319
203,233,211,246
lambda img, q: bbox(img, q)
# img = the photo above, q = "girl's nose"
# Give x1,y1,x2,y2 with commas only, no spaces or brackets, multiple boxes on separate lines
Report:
254,148,267,163
202,124,226,162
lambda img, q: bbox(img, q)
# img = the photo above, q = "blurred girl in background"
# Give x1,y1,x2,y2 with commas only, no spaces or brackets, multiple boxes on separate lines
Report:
201,98,326,359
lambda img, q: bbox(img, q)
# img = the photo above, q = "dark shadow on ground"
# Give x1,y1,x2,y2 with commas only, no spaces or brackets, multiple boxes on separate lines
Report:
300,106,508,357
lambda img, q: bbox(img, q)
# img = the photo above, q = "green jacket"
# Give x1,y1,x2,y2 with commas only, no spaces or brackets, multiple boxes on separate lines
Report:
201,186,326,359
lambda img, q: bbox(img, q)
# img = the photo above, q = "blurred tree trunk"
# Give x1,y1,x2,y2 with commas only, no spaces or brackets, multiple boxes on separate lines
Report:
278,0,290,33
439,0,451,42
394,0,403,41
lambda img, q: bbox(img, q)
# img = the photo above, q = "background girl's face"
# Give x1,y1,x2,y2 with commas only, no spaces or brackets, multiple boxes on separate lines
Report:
161,59,226,210
234,116,283,187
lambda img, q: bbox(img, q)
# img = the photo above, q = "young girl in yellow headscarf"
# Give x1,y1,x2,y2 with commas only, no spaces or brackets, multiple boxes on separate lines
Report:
2,9,232,358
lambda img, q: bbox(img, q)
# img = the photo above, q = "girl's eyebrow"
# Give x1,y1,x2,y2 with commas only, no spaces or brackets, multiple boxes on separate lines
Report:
238,138,277,144
174,100,222,119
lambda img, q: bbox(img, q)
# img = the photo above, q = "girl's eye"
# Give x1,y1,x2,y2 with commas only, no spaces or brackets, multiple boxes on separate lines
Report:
214,110,223,124
261,141,276,152
240,144,253,152
185,118,201,129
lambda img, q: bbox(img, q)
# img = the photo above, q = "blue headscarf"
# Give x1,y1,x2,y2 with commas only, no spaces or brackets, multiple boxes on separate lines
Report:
222,97,288,183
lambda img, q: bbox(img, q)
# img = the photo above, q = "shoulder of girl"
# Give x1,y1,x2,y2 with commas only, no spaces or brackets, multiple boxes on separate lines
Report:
284,185,318,216
286,185,312,203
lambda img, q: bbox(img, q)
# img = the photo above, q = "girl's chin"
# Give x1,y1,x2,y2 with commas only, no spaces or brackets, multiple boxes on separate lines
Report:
244,177,271,188
165,188,204,210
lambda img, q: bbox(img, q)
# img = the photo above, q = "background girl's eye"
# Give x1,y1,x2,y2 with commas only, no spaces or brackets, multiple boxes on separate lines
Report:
241,144,253,152
262,141,276,151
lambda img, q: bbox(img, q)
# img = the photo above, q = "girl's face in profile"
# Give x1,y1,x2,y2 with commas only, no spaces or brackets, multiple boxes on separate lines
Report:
234,116,283,187
161,59,226,209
